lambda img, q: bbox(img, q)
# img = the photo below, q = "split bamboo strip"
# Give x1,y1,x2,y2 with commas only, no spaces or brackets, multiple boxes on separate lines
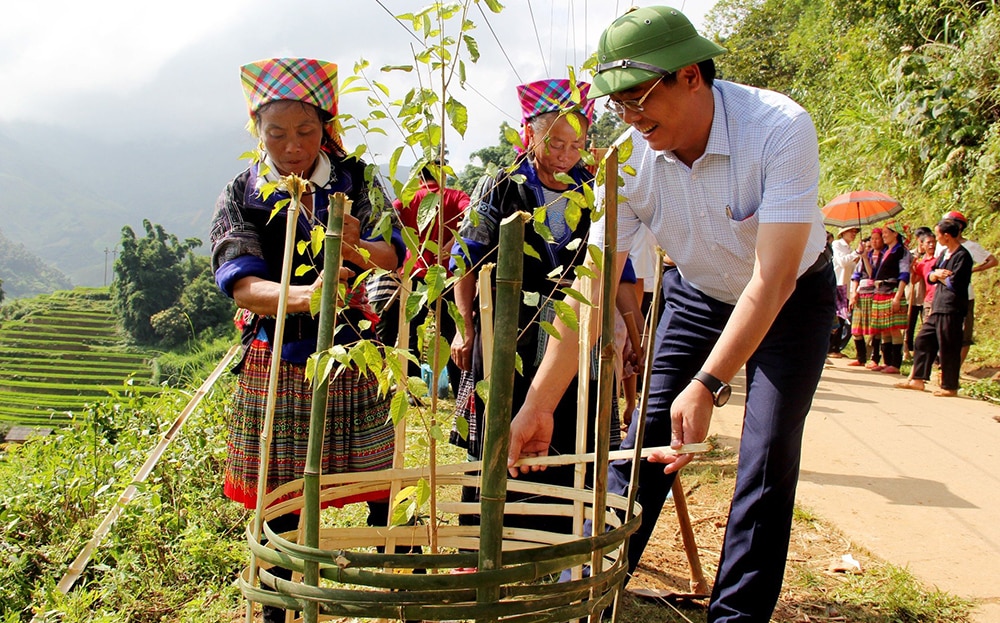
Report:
478,263,495,379
626,249,666,521
300,192,349,623
45,344,238,604
572,266,594,570
478,212,525,615
246,181,302,623
385,274,411,560
590,148,618,623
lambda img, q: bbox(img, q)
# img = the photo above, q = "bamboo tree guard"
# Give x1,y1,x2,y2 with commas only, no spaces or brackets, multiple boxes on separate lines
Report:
234,146,716,622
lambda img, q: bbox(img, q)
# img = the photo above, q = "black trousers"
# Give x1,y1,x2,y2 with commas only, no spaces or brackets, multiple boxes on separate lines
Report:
912,311,966,390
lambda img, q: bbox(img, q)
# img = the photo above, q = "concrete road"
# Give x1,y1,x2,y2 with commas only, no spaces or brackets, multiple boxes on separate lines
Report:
711,358,1000,622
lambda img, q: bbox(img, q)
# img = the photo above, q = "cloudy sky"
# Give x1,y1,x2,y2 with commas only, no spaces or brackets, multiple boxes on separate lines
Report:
0,0,718,169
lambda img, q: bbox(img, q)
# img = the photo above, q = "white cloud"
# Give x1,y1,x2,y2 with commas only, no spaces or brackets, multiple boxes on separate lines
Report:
0,0,718,167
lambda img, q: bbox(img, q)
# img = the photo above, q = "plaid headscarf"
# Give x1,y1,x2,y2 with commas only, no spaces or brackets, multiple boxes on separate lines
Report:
240,58,338,119
516,79,595,124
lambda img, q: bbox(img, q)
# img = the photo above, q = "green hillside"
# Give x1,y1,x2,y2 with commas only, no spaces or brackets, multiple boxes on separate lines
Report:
0,288,159,424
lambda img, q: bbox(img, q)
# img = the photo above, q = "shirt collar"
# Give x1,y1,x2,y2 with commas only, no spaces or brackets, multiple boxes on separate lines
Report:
703,85,731,157
259,151,332,190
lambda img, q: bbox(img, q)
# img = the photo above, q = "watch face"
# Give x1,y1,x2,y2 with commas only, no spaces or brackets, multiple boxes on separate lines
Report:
716,384,732,407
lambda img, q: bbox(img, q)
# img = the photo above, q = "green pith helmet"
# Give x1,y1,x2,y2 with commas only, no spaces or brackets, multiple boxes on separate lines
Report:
590,6,727,98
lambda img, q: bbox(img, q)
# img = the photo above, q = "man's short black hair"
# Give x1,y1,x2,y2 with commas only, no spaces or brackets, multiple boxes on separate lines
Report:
936,219,962,238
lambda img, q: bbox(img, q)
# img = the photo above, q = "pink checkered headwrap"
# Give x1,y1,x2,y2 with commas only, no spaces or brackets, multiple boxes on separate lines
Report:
516,79,595,124
240,58,338,119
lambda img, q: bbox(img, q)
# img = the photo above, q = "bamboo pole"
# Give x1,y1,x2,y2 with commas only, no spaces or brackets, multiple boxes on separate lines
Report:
300,192,349,623
589,149,618,623
246,177,305,623
477,212,526,618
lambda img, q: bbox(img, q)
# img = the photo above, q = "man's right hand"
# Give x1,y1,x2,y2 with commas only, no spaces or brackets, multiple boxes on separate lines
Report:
507,405,555,477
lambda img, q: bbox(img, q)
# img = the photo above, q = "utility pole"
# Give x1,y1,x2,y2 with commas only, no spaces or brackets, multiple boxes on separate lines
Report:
104,247,118,287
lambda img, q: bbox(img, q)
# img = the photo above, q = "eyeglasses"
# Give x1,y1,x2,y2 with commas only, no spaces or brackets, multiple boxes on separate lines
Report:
605,75,666,117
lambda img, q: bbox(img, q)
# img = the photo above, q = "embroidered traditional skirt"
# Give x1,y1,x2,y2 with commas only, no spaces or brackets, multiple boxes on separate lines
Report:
871,292,907,334
224,339,395,509
851,291,874,336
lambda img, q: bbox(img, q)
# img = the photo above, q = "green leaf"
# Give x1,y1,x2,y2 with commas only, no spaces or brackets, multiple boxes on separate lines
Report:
429,424,446,443
483,0,504,13
381,64,414,73
617,136,634,163
475,379,490,402
622,164,637,176
539,320,561,341
523,241,541,260
575,264,597,279
553,299,578,332
311,224,324,256
554,172,575,185
588,244,604,272
454,415,469,440
523,291,540,307
513,352,523,375
425,264,447,304
560,287,592,306
416,192,442,233
390,391,409,427
503,125,525,152
463,35,480,62
446,96,469,137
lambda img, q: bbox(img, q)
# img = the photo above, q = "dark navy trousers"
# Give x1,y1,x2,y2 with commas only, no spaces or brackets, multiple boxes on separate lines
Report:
608,263,835,622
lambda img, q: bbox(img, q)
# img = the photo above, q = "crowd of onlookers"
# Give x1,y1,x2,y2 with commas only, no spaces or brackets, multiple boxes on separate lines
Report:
827,210,997,396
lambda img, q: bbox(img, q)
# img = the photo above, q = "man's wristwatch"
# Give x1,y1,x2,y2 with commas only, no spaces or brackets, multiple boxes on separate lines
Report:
692,370,732,407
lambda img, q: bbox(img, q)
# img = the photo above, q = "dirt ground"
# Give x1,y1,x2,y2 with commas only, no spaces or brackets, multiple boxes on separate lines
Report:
623,357,1000,623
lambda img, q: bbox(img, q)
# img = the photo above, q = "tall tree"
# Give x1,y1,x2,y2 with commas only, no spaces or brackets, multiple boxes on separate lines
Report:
112,220,201,344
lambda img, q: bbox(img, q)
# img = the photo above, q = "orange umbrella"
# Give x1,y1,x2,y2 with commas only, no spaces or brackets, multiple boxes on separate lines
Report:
821,191,902,228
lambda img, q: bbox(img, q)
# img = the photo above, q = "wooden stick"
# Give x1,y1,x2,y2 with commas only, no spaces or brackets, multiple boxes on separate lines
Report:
246,179,303,623
671,476,709,595
44,345,238,607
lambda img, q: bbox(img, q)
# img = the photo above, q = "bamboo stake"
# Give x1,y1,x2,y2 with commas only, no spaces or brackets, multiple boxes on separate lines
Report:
300,192,349,623
478,264,495,380
42,345,238,609
246,177,305,623
477,212,526,619
589,148,619,623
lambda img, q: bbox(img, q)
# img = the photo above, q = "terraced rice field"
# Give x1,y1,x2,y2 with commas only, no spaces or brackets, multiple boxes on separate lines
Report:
0,289,159,424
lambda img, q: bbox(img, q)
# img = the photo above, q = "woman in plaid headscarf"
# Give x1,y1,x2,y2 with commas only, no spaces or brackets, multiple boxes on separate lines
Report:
447,78,620,531
210,59,404,620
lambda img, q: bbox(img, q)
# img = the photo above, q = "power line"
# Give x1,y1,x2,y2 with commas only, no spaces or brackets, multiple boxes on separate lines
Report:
476,1,524,84
527,0,550,76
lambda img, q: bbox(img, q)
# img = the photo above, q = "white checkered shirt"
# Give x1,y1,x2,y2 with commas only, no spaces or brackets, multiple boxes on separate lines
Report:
591,80,827,305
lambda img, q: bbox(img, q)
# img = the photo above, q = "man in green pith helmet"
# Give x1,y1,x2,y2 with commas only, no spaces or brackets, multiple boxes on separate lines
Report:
507,6,834,622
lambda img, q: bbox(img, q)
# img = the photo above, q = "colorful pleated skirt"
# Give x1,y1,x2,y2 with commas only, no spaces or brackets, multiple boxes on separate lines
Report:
871,292,908,334
224,339,395,509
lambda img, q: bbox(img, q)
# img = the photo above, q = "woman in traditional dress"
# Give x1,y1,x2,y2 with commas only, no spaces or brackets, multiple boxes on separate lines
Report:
448,79,619,530
870,220,911,374
210,57,403,623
